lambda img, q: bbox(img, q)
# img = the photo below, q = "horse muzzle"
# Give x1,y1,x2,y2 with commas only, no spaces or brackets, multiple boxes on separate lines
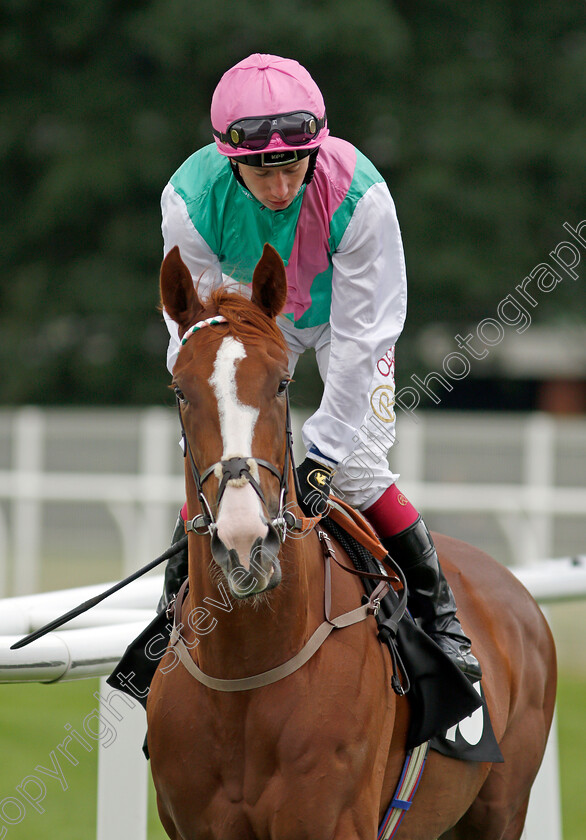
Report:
210,522,282,599
182,452,288,598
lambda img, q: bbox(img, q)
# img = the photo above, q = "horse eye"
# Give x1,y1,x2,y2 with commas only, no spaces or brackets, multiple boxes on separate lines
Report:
174,386,187,403
277,379,290,395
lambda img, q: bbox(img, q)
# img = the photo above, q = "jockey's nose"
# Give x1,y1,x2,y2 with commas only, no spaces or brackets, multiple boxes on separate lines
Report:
271,172,289,200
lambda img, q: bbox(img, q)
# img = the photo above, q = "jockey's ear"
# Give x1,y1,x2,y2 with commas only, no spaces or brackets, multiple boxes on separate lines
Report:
251,243,288,319
160,246,204,336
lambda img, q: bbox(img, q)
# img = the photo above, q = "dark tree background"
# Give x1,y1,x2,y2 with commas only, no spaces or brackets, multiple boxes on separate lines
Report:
1,0,585,407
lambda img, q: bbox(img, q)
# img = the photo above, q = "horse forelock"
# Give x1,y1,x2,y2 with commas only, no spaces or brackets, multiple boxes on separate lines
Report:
204,287,288,357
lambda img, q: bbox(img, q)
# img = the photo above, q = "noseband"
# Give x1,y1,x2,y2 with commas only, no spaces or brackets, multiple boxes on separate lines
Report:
174,316,296,544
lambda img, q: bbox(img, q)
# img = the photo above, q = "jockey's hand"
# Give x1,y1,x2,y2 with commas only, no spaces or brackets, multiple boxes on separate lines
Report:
295,457,335,518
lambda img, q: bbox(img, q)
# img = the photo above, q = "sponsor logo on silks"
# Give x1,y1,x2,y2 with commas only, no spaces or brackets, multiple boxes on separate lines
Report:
370,384,396,423
308,468,331,491
376,345,395,378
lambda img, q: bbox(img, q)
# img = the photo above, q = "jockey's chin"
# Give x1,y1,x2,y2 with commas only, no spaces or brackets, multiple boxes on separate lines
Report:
236,158,309,211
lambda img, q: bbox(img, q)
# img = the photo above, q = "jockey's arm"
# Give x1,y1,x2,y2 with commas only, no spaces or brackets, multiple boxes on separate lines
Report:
161,182,228,373
301,181,407,466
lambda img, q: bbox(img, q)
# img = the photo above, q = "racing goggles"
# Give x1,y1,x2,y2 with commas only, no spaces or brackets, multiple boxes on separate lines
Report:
214,111,327,151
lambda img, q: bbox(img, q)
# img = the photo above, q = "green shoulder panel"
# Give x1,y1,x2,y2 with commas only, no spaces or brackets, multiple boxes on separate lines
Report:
170,144,235,259
170,144,303,284
169,143,384,328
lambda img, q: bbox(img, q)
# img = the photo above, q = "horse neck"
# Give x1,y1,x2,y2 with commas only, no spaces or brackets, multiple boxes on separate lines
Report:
185,510,324,681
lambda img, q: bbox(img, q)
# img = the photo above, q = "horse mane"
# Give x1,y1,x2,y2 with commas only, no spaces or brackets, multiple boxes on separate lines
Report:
204,286,289,356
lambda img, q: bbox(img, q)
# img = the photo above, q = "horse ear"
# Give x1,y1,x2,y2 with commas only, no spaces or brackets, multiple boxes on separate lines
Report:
251,243,288,319
160,246,204,336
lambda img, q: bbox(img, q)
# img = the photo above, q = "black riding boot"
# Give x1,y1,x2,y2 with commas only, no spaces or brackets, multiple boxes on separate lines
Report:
383,517,482,681
157,512,189,612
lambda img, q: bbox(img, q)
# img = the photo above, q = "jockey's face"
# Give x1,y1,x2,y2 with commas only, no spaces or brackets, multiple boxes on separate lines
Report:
237,158,310,211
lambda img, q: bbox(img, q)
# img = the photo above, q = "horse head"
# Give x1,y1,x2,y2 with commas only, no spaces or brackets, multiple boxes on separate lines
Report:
160,243,292,600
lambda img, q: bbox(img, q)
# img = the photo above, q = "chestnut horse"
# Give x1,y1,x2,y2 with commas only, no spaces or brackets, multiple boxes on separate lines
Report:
147,244,557,840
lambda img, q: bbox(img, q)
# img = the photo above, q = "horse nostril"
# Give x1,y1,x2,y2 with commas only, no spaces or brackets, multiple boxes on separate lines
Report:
210,522,281,599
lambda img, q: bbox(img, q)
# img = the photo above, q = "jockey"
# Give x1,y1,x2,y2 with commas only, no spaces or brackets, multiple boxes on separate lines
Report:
160,53,481,681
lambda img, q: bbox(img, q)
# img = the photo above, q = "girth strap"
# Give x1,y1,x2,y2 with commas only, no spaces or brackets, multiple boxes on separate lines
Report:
377,742,430,839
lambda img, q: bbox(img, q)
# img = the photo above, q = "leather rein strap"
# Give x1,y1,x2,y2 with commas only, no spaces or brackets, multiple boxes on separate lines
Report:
169,525,392,692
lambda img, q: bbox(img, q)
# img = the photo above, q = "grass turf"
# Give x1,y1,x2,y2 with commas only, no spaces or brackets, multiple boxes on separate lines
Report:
0,679,166,839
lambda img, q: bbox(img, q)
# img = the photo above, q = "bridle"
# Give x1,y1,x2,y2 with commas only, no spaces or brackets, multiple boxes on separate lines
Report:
175,388,299,543
174,315,301,545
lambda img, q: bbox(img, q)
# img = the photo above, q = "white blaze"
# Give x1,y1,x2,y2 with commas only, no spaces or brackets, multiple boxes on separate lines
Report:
210,337,268,563
210,337,258,459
